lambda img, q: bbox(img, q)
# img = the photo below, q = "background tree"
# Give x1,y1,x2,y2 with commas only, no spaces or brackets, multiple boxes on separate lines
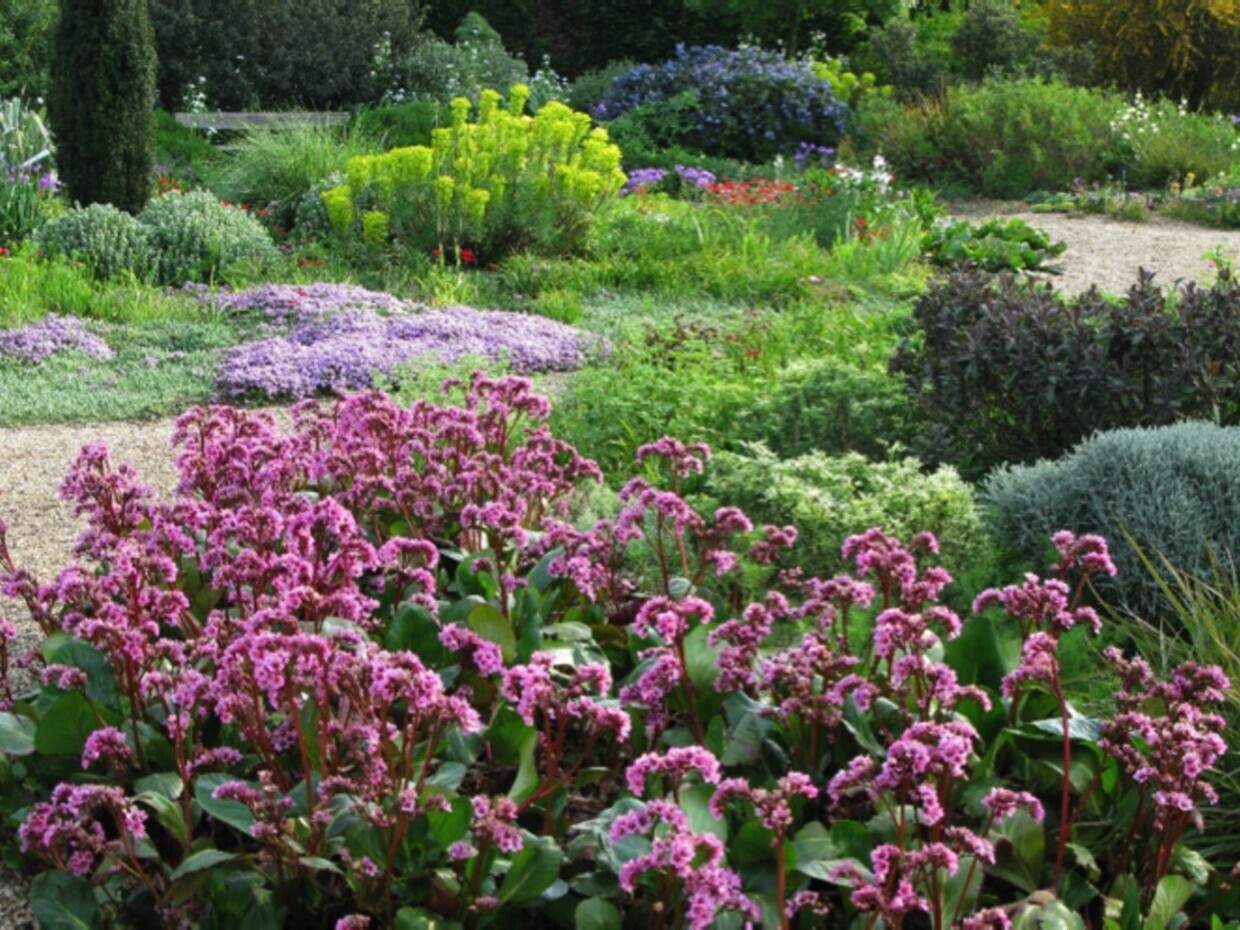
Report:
0,0,57,99
1047,0,1240,108
150,0,424,110
48,0,155,214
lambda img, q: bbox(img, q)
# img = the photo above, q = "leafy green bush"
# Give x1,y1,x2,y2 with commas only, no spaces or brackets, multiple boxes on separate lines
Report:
983,420,1240,620
34,204,150,280
950,0,1042,81
398,13,529,105
150,0,423,109
565,59,637,113
854,17,947,102
922,217,1067,272
152,109,218,179
139,190,277,285
731,356,918,461
891,267,1240,478
1109,93,1240,189
932,78,1123,197
707,444,988,578
325,87,624,259
0,0,54,99
351,100,447,149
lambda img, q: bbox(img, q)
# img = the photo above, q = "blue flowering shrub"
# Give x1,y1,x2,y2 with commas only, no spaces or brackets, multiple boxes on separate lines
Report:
595,44,848,163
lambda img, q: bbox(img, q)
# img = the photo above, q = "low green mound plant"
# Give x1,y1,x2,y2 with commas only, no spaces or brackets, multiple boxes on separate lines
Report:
324,85,625,260
731,355,917,462
707,443,988,579
34,203,150,280
983,420,1240,622
139,189,277,285
891,266,1240,478
922,217,1067,273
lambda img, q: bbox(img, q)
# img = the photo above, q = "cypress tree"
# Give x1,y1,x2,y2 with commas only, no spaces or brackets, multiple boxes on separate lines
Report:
49,0,156,214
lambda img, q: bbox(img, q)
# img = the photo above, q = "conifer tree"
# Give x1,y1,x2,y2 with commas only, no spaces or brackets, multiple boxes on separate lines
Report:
49,0,156,214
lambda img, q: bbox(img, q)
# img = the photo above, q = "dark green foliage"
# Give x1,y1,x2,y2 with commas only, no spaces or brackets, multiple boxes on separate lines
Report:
0,0,56,99
422,1,739,80
891,267,1240,479
853,79,1123,198
48,0,156,215
153,109,220,180
566,60,637,114
351,101,447,150
855,17,947,101
150,0,424,110
983,421,1240,620
731,356,917,461
950,0,1042,81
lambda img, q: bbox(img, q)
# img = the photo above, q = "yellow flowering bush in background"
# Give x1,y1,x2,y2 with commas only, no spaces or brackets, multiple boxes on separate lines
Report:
323,84,626,260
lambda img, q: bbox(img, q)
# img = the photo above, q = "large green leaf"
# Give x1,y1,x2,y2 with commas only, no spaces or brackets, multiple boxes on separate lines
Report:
47,638,120,710
170,849,241,880
30,872,99,930
575,897,622,930
1144,875,1194,930
497,835,563,905
387,604,454,666
34,690,107,756
989,810,1046,894
0,711,36,755
195,773,258,836
467,602,517,663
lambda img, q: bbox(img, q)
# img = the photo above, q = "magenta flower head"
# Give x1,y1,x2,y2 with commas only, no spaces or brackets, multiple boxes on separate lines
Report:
626,746,722,797
981,787,1045,823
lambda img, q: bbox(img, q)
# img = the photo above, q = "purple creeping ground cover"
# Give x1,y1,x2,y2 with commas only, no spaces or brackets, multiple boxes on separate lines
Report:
205,283,607,400
0,314,114,363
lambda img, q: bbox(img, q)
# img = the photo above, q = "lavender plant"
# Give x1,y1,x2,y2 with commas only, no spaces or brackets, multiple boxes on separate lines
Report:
0,380,1234,928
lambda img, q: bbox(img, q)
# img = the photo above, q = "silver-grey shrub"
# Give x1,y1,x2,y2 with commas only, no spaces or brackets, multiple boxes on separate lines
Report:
34,203,150,280
982,420,1240,619
139,190,277,285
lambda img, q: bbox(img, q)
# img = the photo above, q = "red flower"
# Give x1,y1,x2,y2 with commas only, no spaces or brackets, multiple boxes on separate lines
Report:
460,248,476,265
0,246,8,258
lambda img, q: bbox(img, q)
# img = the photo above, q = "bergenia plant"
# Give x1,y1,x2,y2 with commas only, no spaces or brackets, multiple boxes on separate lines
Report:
0,378,1233,929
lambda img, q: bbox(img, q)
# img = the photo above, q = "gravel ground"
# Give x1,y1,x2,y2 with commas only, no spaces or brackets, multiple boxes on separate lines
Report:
0,209,1237,926
950,204,1240,297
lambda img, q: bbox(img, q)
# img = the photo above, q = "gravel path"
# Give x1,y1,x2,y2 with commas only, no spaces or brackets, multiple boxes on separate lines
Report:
950,204,1240,297
0,208,1237,926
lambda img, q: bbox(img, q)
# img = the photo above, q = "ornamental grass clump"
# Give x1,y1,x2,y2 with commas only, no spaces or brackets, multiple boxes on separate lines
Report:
0,380,1236,927
209,284,605,399
324,85,624,260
